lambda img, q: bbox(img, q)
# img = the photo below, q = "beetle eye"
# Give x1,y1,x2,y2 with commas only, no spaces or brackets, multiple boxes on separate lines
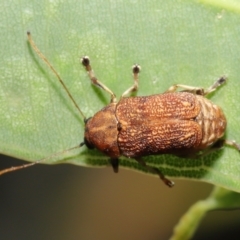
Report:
84,117,92,124
84,137,95,149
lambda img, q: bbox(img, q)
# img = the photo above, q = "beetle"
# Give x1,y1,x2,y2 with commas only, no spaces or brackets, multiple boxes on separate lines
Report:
1,32,239,187
82,57,239,187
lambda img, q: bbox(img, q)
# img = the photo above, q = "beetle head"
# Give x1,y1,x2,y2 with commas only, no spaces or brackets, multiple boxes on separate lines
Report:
84,103,120,158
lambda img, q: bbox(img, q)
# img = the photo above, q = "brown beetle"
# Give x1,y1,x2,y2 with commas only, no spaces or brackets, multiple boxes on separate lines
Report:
81,57,239,187
1,32,239,187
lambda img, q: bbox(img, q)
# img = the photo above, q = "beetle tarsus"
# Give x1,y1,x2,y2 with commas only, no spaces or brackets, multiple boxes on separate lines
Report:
164,179,175,188
154,166,175,188
121,64,141,98
110,158,119,173
204,76,227,96
135,158,174,187
81,56,90,67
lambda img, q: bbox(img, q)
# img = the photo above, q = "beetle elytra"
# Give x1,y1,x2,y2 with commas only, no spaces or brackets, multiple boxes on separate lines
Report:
1,32,239,187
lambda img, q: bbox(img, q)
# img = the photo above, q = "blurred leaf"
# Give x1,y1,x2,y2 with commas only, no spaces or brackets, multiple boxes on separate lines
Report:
0,0,240,191
170,186,240,240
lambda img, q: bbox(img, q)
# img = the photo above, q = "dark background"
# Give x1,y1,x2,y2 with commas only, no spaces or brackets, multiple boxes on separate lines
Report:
1,154,240,240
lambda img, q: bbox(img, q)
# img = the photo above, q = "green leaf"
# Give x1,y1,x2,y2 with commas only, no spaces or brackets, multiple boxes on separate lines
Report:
1,0,240,191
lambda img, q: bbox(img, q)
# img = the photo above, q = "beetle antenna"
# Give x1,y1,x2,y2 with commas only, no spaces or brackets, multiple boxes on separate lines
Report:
0,143,85,176
27,31,86,122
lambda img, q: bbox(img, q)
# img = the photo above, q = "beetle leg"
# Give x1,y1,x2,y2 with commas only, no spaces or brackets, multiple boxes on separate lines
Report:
196,139,226,158
135,158,175,187
110,158,119,173
81,56,117,103
224,139,240,152
197,139,240,158
204,76,227,96
121,64,141,97
166,84,205,95
165,76,227,96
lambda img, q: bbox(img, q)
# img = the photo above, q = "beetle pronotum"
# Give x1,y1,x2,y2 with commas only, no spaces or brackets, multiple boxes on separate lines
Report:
1,32,239,187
